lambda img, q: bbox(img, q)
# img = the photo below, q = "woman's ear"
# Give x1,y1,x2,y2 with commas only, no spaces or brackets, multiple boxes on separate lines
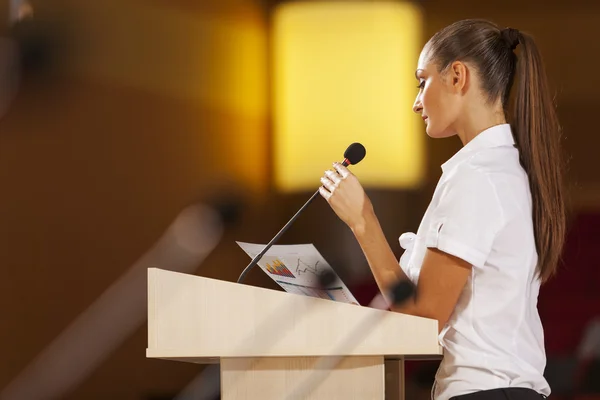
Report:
449,61,468,94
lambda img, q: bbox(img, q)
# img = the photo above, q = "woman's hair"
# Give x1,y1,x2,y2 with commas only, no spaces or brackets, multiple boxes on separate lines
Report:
427,19,565,282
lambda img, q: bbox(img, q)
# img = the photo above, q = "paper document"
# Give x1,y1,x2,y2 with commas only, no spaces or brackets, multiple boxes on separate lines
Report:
237,242,359,305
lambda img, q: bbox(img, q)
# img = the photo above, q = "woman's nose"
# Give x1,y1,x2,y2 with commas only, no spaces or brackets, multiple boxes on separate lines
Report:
412,96,422,114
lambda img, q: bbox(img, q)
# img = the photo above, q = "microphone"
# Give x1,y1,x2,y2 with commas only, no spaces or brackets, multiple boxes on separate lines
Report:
236,143,366,284
340,142,366,168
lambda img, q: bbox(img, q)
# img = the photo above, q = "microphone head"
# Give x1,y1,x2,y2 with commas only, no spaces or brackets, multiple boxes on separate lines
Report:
343,143,366,165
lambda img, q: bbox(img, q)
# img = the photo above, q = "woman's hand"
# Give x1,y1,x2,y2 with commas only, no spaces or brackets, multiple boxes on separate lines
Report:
318,162,374,232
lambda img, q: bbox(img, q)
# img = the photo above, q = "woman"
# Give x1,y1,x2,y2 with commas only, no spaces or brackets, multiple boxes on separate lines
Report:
319,19,565,400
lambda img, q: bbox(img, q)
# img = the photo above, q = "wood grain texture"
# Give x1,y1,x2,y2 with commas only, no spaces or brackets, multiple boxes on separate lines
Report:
147,268,441,360
221,356,384,400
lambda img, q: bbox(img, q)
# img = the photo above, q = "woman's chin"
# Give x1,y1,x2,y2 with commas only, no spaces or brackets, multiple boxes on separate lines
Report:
425,124,438,138
426,124,454,139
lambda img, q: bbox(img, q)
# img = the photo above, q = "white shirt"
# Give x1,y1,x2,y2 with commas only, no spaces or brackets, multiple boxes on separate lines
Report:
399,124,550,399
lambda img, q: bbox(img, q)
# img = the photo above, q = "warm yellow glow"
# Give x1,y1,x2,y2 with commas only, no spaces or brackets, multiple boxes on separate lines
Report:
69,2,270,193
273,1,424,191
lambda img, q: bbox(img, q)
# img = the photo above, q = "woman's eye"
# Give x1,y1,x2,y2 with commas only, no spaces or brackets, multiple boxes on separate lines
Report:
416,80,425,89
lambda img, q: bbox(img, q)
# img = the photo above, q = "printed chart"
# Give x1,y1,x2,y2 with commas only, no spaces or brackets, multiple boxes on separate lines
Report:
236,242,358,304
275,280,356,303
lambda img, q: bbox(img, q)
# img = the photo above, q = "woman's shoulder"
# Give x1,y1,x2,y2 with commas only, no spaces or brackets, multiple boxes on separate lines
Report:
462,145,523,176
440,150,530,219
443,160,500,195
444,146,526,191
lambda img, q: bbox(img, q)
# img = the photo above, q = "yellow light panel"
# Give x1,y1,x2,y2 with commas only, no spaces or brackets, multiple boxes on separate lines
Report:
273,1,424,192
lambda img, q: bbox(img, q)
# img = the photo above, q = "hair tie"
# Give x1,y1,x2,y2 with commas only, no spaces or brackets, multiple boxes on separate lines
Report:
501,27,520,50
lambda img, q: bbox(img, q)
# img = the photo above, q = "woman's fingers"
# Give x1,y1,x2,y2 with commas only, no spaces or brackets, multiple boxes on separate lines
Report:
324,169,342,185
320,176,335,192
319,164,352,202
333,162,350,179
318,185,331,201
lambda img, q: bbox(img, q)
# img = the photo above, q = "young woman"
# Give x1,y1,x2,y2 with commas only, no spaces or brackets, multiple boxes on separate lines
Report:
319,19,565,400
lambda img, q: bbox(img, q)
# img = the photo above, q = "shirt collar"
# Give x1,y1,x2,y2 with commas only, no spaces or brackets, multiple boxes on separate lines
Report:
441,123,515,173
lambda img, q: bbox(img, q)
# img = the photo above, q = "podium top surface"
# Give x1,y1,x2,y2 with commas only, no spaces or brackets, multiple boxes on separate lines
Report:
147,268,442,362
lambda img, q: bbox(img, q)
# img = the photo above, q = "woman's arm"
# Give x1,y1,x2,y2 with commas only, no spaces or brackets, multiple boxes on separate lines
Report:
320,163,471,332
353,208,471,331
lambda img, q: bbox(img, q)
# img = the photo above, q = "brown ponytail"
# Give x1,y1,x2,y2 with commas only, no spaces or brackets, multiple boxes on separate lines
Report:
427,19,565,282
511,31,565,282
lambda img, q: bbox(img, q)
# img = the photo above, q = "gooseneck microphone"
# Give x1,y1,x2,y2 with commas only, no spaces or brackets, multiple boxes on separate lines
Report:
236,143,366,284
340,142,366,168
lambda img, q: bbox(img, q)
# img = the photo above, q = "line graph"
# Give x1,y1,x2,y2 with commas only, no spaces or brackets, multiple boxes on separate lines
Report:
295,259,320,276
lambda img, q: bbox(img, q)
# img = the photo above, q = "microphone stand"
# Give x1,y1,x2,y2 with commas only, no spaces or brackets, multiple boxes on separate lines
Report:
236,190,320,284
236,156,355,284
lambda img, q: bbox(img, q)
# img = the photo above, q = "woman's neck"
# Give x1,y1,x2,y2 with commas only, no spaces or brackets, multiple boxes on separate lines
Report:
455,101,507,145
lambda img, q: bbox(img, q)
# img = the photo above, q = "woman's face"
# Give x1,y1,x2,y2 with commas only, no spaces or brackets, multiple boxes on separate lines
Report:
412,47,463,139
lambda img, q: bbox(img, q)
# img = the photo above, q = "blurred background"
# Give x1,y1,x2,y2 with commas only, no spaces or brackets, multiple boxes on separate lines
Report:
0,0,598,399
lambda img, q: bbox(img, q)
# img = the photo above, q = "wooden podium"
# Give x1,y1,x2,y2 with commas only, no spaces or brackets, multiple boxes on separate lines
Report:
147,268,442,399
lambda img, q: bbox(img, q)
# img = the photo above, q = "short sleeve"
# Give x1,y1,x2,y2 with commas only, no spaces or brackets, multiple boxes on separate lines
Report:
425,166,504,267
398,232,421,285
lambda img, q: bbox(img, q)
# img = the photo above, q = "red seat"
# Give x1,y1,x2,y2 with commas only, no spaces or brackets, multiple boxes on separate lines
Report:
538,212,600,356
